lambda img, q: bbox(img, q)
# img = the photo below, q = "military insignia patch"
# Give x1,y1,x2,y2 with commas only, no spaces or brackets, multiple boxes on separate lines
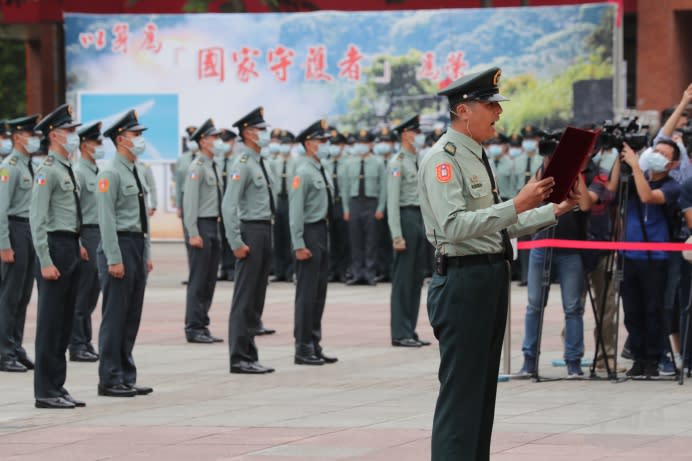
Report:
230,171,241,181
239,155,248,163
189,171,199,180
292,176,301,189
98,178,109,192
37,174,47,186
9,156,17,166
435,163,453,183
470,175,483,189
391,167,401,177
0,168,9,182
443,142,456,156
44,156,54,166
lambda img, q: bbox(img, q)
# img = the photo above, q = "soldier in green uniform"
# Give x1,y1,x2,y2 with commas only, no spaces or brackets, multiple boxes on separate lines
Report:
269,130,296,282
222,107,276,374
96,110,153,398
139,161,157,216
218,128,238,281
487,133,513,201
0,115,41,372
30,104,86,409
323,131,350,283
419,67,578,460
183,119,225,344
176,126,198,285
342,129,386,285
374,127,396,283
387,115,431,348
0,120,13,159
289,120,338,366
68,121,105,363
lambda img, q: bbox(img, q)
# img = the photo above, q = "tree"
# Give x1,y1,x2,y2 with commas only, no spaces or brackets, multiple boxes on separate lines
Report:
0,39,26,117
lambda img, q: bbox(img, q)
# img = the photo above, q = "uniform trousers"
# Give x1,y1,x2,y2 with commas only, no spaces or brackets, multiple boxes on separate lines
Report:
328,199,349,280
229,221,271,365
219,221,236,277
70,225,101,353
348,197,378,282
390,208,427,341
427,258,510,461
0,220,35,362
34,233,80,398
97,233,146,387
294,221,329,355
272,194,293,280
185,219,221,337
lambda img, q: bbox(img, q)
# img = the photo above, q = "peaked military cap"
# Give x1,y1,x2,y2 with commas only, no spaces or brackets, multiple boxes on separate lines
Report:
355,128,375,143
375,126,397,142
520,125,539,138
103,109,147,141
296,120,329,144
329,130,347,145
219,128,237,142
77,121,103,142
509,133,523,147
233,106,268,130
185,125,197,138
35,104,81,134
492,133,510,144
190,118,221,142
0,120,10,136
279,130,295,144
438,67,509,107
7,114,42,135
393,115,421,134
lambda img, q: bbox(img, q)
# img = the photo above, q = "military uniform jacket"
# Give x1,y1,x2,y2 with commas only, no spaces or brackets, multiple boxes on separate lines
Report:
418,128,556,257
269,155,297,199
75,157,99,226
387,148,420,239
175,151,195,209
321,156,348,204
139,161,157,209
183,154,223,238
492,154,514,199
222,146,275,250
511,152,543,197
96,153,152,265
0,151,34,249
341,153,387,214
289,157,333,249
30,151,81,268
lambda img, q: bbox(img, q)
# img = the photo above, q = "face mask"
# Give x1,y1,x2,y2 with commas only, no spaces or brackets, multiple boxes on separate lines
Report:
269,142,280,155
488,145,502,158
187,140,198,152
354,143,369,155
212,138,228,157
128,136,146,157
260,147,271,158
316,143,330,160
24,136,41,154
60,132,80,154
329,145,341,156
414,133,426,149
292,144,305,156
279,144,291,155
522,140,537,152
648,151,670,173
373,143,391,156
509,147,522,158
91,145,106,160
256,130,270,148
0,139,12,155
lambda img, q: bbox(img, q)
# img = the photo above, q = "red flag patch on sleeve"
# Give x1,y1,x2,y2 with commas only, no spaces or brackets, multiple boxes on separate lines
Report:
435,163,453,183
98,178,109,192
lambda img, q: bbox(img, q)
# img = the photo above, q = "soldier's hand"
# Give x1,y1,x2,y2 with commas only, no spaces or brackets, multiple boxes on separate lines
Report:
176,208,182,218
79,246,89,261
0,248,15,264
189,235,204,248
108,263,125,279
553,182,581,217
41,265,61,280
295,248,312,260
147,260,154,273
148,208,156,217
234,244,250,259
374,210,384,220
392,236,407,252
513,177,555,214
343,212,350,222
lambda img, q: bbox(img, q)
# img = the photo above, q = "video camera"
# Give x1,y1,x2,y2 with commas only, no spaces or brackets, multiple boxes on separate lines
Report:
538,129,563,157
599,117,649,152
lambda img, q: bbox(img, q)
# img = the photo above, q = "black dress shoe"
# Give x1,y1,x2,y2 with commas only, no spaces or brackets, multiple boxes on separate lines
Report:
98,383,137,397
70,350,99,362
35,397,75,409
317,351,338,364
416,339,432,346
366,278,377,286
230,361,275,374
62,393,86,407
0,359,28,372
392,338,423,348
253,327,276,336
269,275,285,282
207,334,224,343
126,384,153,395
17,356,34,370
187,333,215,344
181,280,189,285
294,354,325,365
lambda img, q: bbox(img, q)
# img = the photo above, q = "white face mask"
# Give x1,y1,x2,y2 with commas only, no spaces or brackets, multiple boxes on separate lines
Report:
256,130,270,148
187,140,198,152
128,136,146,157
60,132,80,154
522,140,538,152
269,142,280,155
329,145,341,156
212,138,228,158
25,136,41,154
0,138,12,155
413,133,426,149
91,145,106,160
279,144,291,155
316,143,330,160
509,147,522,158
353,143,369,155
648,151,670,173
488,145,502,158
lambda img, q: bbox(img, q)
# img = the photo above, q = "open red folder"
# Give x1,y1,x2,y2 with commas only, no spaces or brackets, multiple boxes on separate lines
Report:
542,127,600,203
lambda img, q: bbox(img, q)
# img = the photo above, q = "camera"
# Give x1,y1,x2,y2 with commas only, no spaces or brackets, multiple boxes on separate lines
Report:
538,129,563,157
599,117,649,152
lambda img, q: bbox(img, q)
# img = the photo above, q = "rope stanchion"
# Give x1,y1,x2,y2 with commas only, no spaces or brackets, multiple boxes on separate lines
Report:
518,239,692,252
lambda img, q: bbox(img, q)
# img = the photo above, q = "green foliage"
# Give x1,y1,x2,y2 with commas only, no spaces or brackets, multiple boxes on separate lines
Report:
585,7,614,62
339,50,439,130
0,39,26,118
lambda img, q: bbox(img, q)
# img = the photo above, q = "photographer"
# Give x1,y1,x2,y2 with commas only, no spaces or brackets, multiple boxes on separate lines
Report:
620,140,681,378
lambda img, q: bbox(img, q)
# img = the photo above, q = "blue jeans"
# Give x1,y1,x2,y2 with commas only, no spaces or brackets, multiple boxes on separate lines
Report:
521,248,585,361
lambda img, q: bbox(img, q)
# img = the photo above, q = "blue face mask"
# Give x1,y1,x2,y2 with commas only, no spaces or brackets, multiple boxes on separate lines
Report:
414,133,426,149
353,143,369,155
0,138,12,155
487,145,502,158
522,140,538,152
329,145,341,156
648,151,670,173
91,145,106,160
25,136,41,154
374,143,392,156
279,144,291,155
269,142,280,155
212,138,229,158
316,143,330,160
509,147,522,158
256,130,270,148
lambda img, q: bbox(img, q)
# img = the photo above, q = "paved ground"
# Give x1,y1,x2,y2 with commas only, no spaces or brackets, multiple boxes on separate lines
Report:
2,242,692,460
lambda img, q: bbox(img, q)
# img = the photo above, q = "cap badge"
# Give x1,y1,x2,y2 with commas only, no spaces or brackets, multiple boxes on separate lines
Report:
493,69,501,86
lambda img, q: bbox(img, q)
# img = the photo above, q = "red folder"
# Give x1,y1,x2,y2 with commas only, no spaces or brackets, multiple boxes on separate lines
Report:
542,127,600,203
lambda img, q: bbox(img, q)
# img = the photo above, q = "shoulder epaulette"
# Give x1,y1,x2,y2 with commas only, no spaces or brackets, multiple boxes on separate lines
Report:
196,158,204,166
43,156,54,166
444,142,456,156
8,155,17,166
239,154,249,164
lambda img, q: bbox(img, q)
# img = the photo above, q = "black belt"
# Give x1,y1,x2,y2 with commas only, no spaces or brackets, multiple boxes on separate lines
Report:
198,217,220,222
117,231,144,238
447,253,506,267
354,196,376,200
278,193,288,198
306,219,327,226
400,206,420,211
81,224,99,229
48,231,79,239
8,216,29,223
241,220,271,225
